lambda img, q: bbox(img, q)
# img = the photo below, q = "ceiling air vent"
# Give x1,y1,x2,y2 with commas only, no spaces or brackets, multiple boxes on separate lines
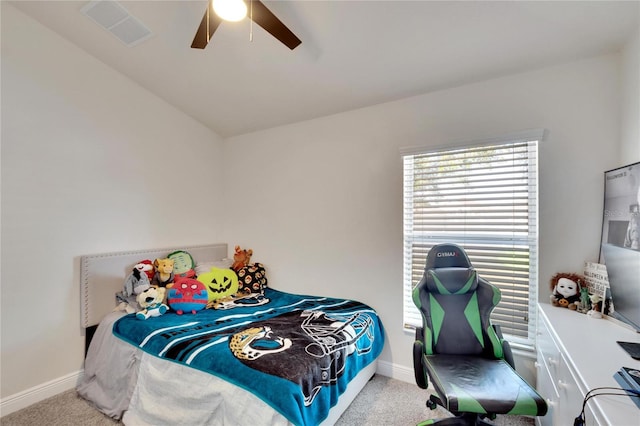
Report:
81,0,152,47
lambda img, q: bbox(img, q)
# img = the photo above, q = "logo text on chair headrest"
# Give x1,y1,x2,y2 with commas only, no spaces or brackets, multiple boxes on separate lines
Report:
425,243,472,269
436,251,458,258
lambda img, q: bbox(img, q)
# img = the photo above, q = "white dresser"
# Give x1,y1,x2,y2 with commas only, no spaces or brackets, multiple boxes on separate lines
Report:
536,303,640,425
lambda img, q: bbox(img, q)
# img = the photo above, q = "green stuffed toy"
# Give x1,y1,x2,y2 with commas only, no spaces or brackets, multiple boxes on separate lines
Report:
168,250,196,279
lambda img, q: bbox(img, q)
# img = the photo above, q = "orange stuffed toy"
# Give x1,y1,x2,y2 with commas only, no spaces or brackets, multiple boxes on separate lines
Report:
231,245,253,272
153,258,175,288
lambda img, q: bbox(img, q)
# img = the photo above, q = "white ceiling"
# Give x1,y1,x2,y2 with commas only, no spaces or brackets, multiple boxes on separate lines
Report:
9,0,640,138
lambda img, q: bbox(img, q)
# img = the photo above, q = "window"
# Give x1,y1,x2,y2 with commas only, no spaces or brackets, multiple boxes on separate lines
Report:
402,130,542,349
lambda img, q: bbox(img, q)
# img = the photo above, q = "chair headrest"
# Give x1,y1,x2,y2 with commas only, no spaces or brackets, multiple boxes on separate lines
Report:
425,267,478,295
425,243,472,269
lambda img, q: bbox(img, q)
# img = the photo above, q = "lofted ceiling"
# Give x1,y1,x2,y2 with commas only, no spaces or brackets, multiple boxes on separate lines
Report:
8,0,640,138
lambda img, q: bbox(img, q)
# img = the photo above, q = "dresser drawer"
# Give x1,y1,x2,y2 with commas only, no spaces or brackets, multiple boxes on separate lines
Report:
535,355,558,426
537,315,561,393
555,353,587,425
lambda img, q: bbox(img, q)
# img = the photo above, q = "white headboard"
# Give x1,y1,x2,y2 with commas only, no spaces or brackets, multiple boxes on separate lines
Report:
80,243,228,328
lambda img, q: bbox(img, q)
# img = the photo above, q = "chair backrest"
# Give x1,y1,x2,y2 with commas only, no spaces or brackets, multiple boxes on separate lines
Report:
412,243,504,359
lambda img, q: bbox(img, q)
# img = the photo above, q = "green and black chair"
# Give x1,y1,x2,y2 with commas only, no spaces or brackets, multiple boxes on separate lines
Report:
412,243,547,426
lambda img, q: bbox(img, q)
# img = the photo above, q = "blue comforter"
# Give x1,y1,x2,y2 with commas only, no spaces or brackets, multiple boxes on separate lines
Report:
113,288,385,426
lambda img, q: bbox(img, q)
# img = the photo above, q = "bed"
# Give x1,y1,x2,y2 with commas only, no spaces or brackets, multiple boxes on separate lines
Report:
76,243,385,425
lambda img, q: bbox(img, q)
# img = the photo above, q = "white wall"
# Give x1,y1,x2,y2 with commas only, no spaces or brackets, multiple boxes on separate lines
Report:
620,26,640,163
223,54,622,376
1,4,226,399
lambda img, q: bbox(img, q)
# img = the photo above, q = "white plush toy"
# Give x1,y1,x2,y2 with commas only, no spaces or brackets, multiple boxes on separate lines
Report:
136,287,168,320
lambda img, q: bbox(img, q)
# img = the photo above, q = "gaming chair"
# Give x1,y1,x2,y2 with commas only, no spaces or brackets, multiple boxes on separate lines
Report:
412,243,547,425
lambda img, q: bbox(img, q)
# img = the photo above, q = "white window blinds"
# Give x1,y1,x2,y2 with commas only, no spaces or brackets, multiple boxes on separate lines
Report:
402,132,541,348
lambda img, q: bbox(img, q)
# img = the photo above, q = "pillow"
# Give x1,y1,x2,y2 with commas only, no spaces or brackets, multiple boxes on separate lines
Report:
195,259,233,276
197,266,239,301
236,263,268,295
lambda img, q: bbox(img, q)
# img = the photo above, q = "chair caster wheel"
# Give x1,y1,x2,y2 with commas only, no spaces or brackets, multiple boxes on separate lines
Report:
426,399,437,410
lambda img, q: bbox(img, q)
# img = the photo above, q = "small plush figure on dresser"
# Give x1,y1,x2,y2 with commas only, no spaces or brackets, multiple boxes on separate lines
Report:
550,272,587,311
577,286,592,314
587,294,604,319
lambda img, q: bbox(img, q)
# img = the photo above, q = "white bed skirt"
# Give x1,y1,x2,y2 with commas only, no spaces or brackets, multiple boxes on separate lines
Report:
77,312,376,425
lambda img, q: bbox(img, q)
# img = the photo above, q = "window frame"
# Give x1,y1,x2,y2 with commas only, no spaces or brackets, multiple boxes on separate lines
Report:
401,129,544,350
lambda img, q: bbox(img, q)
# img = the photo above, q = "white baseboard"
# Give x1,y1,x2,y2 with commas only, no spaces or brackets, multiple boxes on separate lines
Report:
0,370,83,417
375,360,415,384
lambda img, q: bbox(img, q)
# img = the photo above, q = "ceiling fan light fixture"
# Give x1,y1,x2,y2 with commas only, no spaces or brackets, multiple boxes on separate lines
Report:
212,0,247,22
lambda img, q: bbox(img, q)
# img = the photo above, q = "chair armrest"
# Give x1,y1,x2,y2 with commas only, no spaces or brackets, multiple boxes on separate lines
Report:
413,327,428,389
493,324,515,369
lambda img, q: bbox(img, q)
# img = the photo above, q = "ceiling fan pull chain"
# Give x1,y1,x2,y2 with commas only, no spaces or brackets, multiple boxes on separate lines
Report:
206,2,210,43
249,0,253,42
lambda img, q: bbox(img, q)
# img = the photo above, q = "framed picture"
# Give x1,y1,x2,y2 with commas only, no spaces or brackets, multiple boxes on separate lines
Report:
599,161,640,257
583,261,609,314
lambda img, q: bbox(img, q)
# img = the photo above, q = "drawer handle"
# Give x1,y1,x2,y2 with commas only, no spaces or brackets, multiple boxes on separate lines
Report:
545,398,556,407
557,380,569,389
548,357,558,365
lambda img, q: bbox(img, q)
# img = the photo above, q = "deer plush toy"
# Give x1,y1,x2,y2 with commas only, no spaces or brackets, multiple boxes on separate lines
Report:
231,246,253,272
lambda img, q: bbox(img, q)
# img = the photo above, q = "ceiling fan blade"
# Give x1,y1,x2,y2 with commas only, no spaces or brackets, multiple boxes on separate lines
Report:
191,1,223,49
249,0,301,50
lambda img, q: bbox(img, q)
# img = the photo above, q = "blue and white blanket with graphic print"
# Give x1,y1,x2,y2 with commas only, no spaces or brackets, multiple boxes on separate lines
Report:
113,288,385,426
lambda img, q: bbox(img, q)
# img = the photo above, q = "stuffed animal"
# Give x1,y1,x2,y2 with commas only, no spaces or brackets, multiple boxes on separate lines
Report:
123,267,151,298
135,259,155,281
115,294,137,314
168,278,208,314
231,245,253,272
136,287,168,320
116,265,152,313
168,250,196,279
153,258,175,288
236,263,268,295
197,266,239,301
550,273,585,310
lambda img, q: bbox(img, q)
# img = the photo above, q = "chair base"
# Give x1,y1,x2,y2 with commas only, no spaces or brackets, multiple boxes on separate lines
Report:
417,412,495,426
417,395,497,426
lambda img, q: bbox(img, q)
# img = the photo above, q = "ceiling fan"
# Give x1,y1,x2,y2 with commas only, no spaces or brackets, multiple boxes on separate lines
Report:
191,0,302,50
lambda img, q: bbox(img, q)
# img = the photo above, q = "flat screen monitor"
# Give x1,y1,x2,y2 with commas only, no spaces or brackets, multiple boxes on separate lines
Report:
602,243,640,332
600,162,640,332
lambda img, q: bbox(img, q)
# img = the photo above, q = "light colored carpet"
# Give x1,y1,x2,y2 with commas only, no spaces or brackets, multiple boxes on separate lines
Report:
1,374,534,425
